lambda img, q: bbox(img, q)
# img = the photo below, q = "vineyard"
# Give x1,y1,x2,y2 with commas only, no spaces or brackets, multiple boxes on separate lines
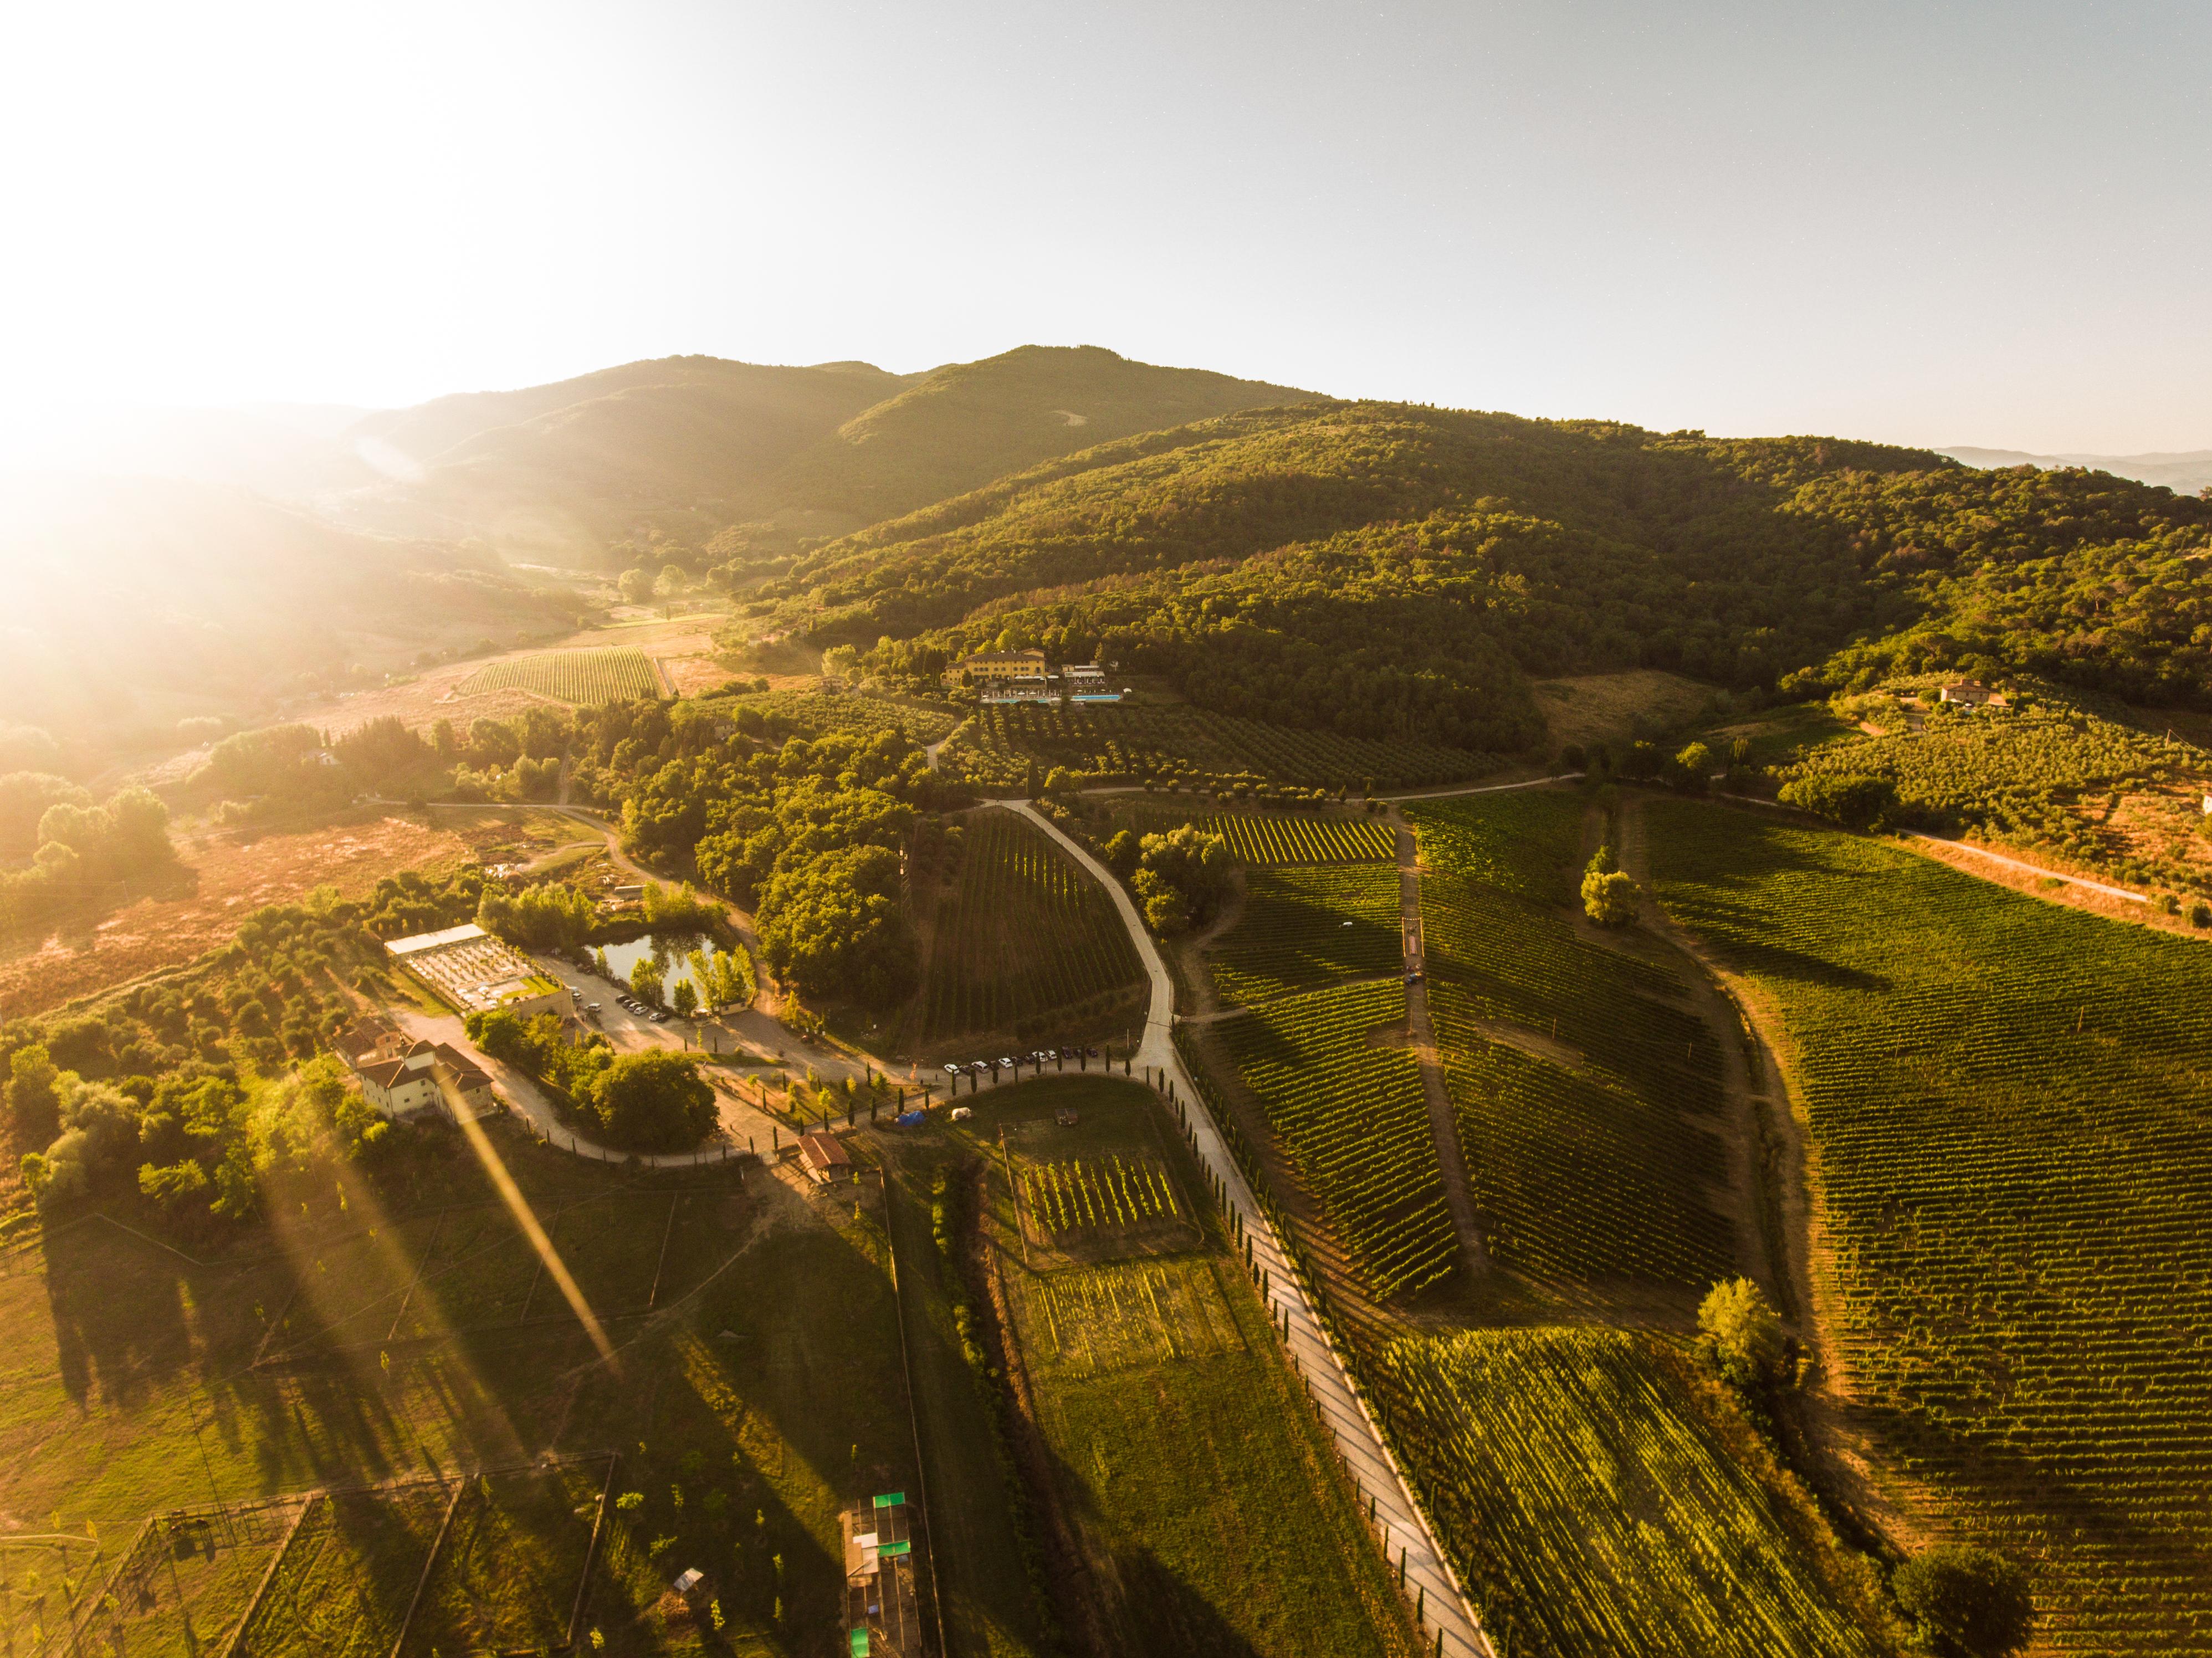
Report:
458,647,662,704
1209,863,1404,1006
1108,804,1396,864
1374,1328,1881,1657
1215,980,1459,1298
1419,868,1723,1115
1410,789,1736,1289
918,810,1144,1042
939,701,1492,792
1022,1155,1179,1237
1406,791,1586,900
1429,1014,1734,1286
1647,796,2212,1654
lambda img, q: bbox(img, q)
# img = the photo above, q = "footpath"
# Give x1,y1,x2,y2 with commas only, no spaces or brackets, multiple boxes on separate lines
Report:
1003,800,1496,1658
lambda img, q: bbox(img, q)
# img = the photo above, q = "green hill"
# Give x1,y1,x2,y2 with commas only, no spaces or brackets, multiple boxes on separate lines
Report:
762,402,2212,755
331,355,915,552
766,344,1313,527
329,346,1314,559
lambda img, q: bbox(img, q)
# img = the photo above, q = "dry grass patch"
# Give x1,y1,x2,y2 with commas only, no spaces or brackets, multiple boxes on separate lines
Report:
1533,670,1722,751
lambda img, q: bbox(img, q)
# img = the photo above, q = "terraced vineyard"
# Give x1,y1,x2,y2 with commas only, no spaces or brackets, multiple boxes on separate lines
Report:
1375,1328,1882,1657
458,646,662,703
1210,863,1404,1006
941,702,1491,792
919,810,1144,1042
1109,805,1395,864
1215,981,1458,1298
1648,797,2212,1653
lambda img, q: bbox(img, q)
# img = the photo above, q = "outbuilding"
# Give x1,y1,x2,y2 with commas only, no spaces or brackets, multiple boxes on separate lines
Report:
798,1130,854,1185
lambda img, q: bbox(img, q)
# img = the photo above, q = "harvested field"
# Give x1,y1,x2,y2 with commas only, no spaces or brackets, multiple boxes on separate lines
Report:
0,806,484,1019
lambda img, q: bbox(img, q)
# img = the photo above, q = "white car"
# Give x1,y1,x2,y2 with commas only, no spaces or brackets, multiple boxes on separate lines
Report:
950,1106,972,1122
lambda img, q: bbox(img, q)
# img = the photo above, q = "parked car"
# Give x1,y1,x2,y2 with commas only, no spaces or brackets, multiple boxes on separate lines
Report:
942,1062,962,1076
949,1106,972,1122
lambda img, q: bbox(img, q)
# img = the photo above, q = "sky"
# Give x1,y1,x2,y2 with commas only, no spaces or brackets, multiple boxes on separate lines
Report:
1,0,2207,454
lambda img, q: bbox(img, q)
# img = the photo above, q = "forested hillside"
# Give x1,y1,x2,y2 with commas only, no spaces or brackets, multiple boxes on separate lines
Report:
759,402,2212,753
328,346,1310,557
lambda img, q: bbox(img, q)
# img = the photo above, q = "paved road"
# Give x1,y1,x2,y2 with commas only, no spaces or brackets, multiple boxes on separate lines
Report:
1002,800,1496,1658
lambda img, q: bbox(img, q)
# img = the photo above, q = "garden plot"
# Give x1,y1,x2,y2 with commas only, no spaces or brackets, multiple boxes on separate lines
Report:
1009,1257,1246,1381
1015,1153,1200,1265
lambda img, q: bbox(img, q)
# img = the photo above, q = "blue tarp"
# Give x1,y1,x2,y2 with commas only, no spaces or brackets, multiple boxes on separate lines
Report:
894,1111,926,1127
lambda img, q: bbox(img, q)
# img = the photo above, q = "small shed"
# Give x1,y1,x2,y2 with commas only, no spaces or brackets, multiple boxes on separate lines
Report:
798,1131,854,1185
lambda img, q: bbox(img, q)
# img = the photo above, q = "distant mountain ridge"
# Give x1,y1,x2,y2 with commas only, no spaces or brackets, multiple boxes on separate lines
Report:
321,346,1316,557
1941,445,2212,496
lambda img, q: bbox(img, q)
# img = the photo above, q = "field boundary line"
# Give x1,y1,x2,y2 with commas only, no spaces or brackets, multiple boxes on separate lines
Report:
880,1169,951,1658
1710,790,2154,904
386,1477,465,1658
1379,771,1583,802
216,1492,319,1658
1001,799,1495,1658
565,1454,621,1650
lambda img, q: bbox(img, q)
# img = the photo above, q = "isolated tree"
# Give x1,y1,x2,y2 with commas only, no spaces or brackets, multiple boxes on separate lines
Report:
672,979,699,1020
1893,1544,2035,1658
617,567,655,605
1698,1277,1785,1390
1672,741,1714,794
630,956,665,1005
1581,867,1637,927
657,562,688,597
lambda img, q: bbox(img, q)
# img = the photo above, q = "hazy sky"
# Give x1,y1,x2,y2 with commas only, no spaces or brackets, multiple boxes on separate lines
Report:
2,0,2207,453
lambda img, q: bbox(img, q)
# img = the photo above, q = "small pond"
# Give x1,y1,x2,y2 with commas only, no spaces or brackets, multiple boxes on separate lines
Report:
597,932,713,1004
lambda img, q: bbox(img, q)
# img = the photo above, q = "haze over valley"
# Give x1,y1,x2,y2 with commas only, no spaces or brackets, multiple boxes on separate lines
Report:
1,4,2206,1656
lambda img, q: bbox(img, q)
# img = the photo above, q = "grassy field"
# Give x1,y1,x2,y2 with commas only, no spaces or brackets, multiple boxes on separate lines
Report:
458,645,663,703
1647,797,2212,1654
1207,862,1404,1006
1215,981,1458,1299
918,810,1145,1045
970,1077,1419,1657
0,1118,961,1657
1375,1327,1883,1657
1105,805,1396,864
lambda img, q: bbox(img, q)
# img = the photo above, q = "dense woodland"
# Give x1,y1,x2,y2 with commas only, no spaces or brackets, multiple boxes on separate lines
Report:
738,402,2212,753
